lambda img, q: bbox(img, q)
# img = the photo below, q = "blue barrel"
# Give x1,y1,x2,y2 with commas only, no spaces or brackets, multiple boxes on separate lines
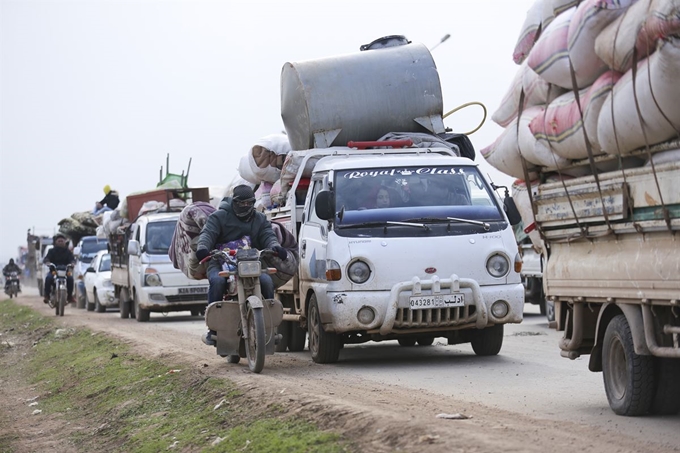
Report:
281,43,445,151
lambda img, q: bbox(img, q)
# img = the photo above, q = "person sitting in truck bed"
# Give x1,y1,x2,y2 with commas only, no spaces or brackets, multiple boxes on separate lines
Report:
93,185,120,215
195,185,289,304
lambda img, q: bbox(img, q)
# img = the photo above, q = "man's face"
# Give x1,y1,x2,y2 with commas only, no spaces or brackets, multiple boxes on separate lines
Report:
55,238,67,248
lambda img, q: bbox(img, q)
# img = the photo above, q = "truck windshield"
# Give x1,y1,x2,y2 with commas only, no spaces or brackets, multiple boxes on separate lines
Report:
333,165,504,228
145,220,176,255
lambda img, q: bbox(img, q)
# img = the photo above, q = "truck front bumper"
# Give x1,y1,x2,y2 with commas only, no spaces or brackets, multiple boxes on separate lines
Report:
137,286,209,310
319,275,524,335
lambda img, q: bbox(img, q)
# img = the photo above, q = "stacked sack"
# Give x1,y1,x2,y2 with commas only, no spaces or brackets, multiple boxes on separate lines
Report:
483,0,680,183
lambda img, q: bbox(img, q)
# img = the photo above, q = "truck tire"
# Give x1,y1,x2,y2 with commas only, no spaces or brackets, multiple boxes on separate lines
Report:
398,338,416,347
471,324,503,356
602,314,655,416
119,288,130,319
275,322,290,352
308,294,340,364
288,323,307,352
86,291,95,311
134,293,150,322
651,357,680,415
417,337,435,346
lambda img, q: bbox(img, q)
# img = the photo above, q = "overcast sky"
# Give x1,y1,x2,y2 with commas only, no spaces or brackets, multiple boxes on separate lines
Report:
0,0,532,263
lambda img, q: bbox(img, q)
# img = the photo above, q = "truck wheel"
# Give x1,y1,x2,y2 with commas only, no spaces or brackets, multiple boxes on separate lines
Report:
545,299,555,323
417,337,435,346
134,293,150,322
288,323,307,352
650,357,680,415
471,324,503,356
119,288,130,319
398,338,416,347
602,314,655,416
308,294,340,364
76,285,86,309
275,322,290,352
94,291,105,313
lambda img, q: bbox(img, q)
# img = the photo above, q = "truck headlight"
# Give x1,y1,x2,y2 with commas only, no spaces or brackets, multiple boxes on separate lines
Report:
486,254,510,278
238,261,261,278
348,260,371,284
145,273,162,286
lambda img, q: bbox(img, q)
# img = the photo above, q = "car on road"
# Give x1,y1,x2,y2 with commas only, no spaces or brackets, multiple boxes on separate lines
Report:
84,250,115,312
74,236,109,308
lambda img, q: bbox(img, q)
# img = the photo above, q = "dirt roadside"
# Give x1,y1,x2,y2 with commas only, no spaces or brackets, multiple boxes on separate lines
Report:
2,293,676,453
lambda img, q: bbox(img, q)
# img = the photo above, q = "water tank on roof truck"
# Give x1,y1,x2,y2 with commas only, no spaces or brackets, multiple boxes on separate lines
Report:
281,42,445,151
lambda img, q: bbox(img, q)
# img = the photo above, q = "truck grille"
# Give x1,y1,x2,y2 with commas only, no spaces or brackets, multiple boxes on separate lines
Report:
165,294,208,303
394,305,477,329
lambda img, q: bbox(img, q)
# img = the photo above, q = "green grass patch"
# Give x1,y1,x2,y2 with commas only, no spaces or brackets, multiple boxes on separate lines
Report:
0,301,352,452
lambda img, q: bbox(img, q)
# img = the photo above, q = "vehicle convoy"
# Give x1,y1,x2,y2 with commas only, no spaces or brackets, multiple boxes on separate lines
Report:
202,248,284,373
108,189,210,322
261,37,525,364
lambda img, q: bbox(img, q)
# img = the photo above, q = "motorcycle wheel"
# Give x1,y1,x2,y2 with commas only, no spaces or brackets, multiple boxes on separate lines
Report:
245,305,266,373
57,288,66,316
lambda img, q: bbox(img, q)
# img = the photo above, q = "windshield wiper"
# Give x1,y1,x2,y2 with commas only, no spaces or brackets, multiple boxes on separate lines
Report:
403,217,491,231
337,220,429,230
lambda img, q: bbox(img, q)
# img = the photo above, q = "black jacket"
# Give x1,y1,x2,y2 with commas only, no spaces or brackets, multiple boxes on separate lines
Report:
100,191,120,210
2,263,20,275
44,246,75,266
197,197,279,253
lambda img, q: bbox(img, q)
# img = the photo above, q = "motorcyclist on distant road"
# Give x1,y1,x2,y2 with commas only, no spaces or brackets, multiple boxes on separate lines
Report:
3,258,22,293
195,185,288,303
43,233,76,304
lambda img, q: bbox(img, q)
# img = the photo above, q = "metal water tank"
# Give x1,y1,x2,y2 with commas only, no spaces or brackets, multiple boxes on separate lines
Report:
281,42,445,151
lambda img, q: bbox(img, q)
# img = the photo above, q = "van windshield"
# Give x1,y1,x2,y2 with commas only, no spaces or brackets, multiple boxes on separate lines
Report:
145,220,177,255
333,165,504,229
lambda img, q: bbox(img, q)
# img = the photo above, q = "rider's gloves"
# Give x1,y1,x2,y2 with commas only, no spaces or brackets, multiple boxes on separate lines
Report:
273,245,288,261
196,248,210,262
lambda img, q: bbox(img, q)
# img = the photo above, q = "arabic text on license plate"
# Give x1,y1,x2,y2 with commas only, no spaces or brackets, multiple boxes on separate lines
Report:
178,287,208,295
409,293,464,310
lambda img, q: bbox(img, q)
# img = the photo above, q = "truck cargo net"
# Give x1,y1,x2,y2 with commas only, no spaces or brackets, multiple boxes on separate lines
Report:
394,305,476,329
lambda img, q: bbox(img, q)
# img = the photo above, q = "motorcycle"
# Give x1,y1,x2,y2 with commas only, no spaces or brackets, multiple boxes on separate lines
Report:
201,247,284,373
48,264,73,317
4,272,20,298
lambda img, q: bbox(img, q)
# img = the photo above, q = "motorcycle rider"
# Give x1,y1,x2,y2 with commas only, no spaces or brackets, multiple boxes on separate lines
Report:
43,233,76,304
3,258,22,293
195,185,288,304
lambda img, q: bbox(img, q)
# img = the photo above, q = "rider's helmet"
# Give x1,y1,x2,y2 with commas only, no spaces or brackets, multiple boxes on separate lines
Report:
232,185,256,221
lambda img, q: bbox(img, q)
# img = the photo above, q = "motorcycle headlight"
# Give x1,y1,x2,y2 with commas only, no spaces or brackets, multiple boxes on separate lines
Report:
347,260,371,284
486,254,510,278
238,261,261,277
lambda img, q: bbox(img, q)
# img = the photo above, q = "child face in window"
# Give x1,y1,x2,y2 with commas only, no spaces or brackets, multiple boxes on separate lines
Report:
376,188,391,209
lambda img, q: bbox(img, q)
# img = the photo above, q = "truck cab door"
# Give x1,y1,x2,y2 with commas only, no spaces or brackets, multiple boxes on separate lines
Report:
298,179,329,298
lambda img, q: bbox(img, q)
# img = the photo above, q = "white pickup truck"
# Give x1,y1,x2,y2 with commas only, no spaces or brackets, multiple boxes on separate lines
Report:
110,210,209,322
268,146,525,363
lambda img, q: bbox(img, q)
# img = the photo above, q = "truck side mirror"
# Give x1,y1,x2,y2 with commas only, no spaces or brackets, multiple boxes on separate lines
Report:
127,240,141,256
86,267,96,273
315,190,335,221
504,196,522,226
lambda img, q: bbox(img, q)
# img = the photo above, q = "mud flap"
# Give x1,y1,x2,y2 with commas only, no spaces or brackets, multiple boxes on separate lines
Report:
205,301,241,358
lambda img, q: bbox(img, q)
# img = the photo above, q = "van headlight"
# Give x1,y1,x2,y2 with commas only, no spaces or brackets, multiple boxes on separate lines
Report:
348,260,371,284
145,273,162,286
486,254,510,278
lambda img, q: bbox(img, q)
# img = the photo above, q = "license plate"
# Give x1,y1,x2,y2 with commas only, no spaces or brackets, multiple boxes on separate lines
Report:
409,293,464,310
178,287,208,295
